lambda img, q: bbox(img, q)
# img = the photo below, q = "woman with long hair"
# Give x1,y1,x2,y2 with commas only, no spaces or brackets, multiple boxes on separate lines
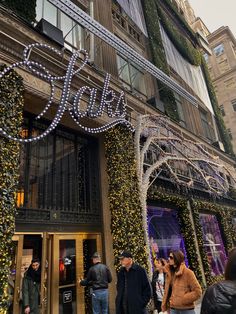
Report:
161,250,202,314
152,258,166,313
201,247,236,314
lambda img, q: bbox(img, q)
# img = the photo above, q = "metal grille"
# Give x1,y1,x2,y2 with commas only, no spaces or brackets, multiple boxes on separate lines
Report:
17,118,101,225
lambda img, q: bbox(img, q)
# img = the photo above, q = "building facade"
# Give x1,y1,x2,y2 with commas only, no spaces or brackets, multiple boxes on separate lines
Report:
206,26,236,154
0,1,236,314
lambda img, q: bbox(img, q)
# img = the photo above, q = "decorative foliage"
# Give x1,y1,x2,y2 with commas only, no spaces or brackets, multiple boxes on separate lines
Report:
191,200,235,285
104,125,149,271
142,0,233,154
142,0,179,121
134,114,236,277
0,65,24,313
155,0,202,66
148,187,204,286
0,0,36,24
201,57,234,155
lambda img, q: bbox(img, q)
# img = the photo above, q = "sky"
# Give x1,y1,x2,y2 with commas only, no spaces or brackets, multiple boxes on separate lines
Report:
188,0,236,37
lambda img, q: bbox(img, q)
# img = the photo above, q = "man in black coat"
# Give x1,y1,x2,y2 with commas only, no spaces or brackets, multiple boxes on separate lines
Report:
115,251,152,314
80,252,112,314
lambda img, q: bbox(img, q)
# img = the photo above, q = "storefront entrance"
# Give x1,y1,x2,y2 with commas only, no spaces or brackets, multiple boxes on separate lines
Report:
10,232,102,314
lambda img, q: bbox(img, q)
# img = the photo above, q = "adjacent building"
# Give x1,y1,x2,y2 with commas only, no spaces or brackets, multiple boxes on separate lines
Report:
206,26,236,153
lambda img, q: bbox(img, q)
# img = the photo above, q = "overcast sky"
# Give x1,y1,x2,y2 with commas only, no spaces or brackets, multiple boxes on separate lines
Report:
188,0,236,37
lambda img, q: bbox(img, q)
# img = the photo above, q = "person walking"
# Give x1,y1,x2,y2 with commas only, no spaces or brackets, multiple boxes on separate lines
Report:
22,258,41,314
161,250,202,314
115,250,152,314
80,252,112,314
152,258,166,313
201,247,236,314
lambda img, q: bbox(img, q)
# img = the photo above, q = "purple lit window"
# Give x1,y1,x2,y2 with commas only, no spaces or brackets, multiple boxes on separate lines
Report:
147,206,188,265
199,213,227,276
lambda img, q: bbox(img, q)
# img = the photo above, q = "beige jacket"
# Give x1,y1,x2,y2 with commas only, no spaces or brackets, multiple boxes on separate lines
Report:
162,263,202,311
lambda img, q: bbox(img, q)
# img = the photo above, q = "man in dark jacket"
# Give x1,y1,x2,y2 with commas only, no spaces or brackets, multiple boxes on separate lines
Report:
201,280,236,314
116,251,152,314
80,252,112,314
22,258,41,314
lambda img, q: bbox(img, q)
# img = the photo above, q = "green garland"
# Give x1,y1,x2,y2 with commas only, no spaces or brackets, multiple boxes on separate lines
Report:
192,200,235,285
201,57,234,155
148,187,204,286
0,65,24,313
155,0,202,66
104,125,149,271
0,0,36,23
142,0,179,121
142,0,232,154
161,0,199,44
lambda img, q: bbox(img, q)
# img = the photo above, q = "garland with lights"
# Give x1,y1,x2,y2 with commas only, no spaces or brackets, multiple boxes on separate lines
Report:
147,187,204,286
191,199,235,285
0,65,24,313
105,125,149,271
141,0,179,122
0,0,36,24
142,0,232,155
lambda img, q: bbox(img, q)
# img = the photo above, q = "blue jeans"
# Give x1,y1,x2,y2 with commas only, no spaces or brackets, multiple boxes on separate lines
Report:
170,309,195,314
92,289,109,314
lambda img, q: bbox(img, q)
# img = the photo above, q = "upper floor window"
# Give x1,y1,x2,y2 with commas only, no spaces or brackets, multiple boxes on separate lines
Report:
200,111,214,141
227,128,233,140
232,99,236,111
203,53,209,63
117,55,146,95
219,104,225,116
36,0,85,51
213,43,224,57
174,93,186,128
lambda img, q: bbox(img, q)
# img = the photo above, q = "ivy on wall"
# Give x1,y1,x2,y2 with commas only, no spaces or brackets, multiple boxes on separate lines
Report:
0,0,36,24
192,200,235,285
201,57,234,155
0,65,24,313
142,0,233,155
148,187,204,286
141,0,180,122
104,125,149,271
155,0,202,66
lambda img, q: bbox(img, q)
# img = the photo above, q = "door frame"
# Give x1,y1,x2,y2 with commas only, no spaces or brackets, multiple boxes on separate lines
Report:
50,232,102,314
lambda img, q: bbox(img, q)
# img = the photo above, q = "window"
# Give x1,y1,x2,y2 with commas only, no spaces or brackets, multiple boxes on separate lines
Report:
199,214,227,276
200,111,214,140
225,78,236,89
36,0,85,50
174,93,186,127
203,53,209,63
219,105,225,116
232,99,236,111
117,55,146,95
213,43,224,57
148,206,188,265
18,119,100,219
227,128,233,140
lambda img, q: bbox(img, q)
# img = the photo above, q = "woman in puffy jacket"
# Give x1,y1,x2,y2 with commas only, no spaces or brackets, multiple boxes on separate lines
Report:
201,247,236,314
161,250,202,314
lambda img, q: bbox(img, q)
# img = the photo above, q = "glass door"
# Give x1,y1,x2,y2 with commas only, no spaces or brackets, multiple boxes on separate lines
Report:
10,233,48,314
51,233,102,314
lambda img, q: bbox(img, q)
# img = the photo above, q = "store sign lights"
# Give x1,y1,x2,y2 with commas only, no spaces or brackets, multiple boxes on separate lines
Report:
0,43,134,143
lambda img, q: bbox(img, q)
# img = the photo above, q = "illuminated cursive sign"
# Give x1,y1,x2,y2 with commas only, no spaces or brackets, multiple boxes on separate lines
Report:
0,43,134,143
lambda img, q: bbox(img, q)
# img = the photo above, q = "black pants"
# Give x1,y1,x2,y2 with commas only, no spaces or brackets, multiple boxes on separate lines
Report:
155,300,162,313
